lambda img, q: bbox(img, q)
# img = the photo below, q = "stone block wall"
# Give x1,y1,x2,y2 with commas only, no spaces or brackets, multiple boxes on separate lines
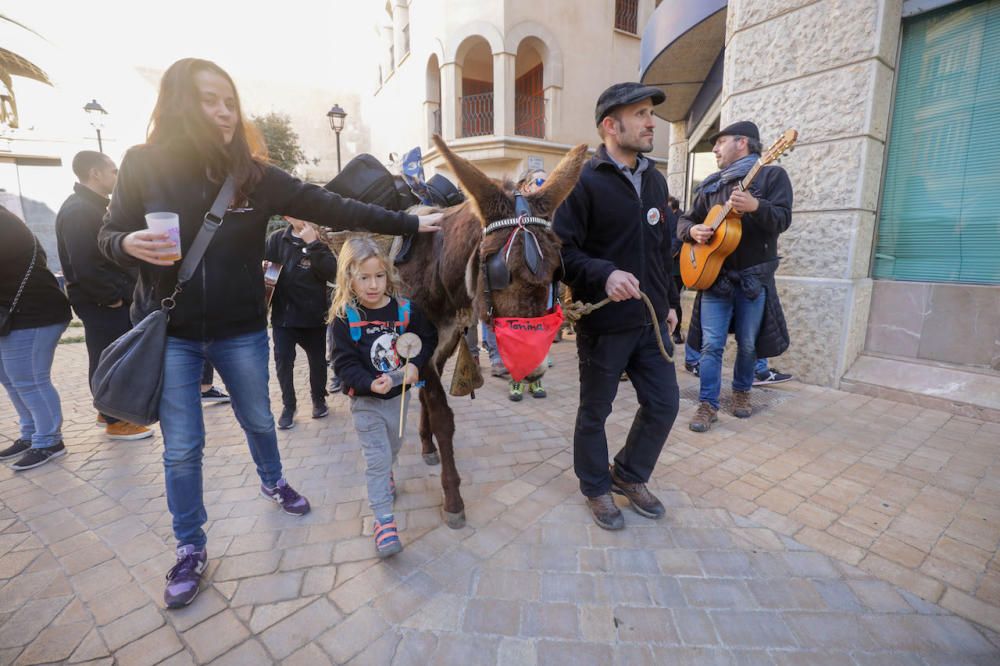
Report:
667,121,688,202
717,0,903,386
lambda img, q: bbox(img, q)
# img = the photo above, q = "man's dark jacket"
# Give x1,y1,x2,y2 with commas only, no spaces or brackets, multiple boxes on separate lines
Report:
99,142,419,341
264,225,337,329
677,163,793,358
56,183,136,307
677,164,792,272
554,145,679,335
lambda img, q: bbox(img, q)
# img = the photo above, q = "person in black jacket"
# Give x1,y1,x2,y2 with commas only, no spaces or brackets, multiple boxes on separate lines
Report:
553,82,680,532
98,58,442,610
677,121,793,433
264,217,337,429
0,206,72,471
55,151,153,441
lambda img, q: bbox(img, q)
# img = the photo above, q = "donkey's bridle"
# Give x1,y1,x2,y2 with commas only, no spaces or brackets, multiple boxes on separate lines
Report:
482,216,551,236
479,193,561,322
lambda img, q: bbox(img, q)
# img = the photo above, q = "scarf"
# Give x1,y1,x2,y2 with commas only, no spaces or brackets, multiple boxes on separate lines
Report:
697,153,759,195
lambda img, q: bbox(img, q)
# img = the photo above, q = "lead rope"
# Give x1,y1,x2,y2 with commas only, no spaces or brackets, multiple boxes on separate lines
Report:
563,291,674,363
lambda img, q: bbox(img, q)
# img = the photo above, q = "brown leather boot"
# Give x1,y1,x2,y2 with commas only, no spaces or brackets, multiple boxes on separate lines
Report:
689,401,718,433
611,468,665,519
732,390,752,418
585,493,625,530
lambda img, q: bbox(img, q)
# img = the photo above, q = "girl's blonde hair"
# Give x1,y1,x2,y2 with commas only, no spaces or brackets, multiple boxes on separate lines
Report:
329,236,404,321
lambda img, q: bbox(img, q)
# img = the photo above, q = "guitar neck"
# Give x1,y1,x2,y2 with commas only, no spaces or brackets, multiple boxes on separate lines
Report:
741,160,764,190
708,158,764,231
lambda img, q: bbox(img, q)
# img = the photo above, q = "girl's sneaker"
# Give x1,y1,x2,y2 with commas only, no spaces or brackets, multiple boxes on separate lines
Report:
528,379,547,398
373,514,403,558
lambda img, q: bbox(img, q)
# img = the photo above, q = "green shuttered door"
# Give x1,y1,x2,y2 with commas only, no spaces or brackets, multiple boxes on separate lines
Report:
875,0,1000,285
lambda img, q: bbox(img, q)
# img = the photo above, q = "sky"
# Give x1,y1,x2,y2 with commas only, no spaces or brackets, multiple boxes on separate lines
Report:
2,0,389,230
4,0,377,87
1,0,388,262
3,0,382,161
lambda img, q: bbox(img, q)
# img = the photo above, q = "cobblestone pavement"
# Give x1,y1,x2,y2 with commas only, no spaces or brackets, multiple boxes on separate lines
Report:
1,338,998,664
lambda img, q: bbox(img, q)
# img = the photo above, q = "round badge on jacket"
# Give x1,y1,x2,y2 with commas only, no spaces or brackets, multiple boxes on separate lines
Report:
646,207,661,225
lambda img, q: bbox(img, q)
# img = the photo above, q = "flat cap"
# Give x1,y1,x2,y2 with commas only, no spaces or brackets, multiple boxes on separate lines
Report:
709,120,760,144
595,82,665,126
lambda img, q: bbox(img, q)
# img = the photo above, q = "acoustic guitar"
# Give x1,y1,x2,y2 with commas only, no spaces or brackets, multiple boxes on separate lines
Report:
262,260,283,308
680,129,798,290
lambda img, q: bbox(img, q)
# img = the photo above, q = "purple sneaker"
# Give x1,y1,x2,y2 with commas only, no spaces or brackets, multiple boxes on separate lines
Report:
261,478,311,516
164,544,207,609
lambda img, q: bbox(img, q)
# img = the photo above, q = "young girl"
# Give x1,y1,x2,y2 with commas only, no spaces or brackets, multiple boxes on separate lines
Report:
330,237,437,557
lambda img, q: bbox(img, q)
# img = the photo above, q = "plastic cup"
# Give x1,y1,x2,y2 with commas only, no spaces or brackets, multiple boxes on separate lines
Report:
145,212,182,262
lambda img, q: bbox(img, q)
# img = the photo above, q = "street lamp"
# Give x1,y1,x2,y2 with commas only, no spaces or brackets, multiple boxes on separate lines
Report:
326,104,347,173
83,99,108,153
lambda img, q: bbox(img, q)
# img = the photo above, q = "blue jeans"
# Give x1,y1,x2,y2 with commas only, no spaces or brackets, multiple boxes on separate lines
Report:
699,290,765,408
685,339,701,367
0,322,67,448
161,329,283,548
480,323,501,366
686,343,769,376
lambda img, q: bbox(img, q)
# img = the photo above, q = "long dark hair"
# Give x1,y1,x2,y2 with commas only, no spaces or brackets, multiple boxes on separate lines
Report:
147,58,266,198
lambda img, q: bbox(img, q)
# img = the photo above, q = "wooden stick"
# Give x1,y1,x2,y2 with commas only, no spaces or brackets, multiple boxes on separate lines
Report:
398,358,410,439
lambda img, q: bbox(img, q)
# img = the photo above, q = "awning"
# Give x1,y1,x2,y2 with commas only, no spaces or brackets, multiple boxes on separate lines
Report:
0,48,51,85
639,0,727,123
0,15,54,85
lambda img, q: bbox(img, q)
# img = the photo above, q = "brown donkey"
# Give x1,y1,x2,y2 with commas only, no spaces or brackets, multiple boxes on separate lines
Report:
397,135,587,528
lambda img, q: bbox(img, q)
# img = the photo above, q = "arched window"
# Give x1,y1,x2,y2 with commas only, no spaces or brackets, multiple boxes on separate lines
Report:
457,37,494,137
426,54,442,142
515,40,544,139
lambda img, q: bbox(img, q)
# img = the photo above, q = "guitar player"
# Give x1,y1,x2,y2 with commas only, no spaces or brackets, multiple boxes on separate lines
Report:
677,121,793,433
264,217,338,430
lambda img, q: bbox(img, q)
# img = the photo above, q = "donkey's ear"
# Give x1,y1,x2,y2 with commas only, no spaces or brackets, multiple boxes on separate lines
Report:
464,251,480,301
432,135,501,224
526,144,588,218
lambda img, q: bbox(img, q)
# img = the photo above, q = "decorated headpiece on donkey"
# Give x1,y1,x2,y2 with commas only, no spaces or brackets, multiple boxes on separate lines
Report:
432,135,588,382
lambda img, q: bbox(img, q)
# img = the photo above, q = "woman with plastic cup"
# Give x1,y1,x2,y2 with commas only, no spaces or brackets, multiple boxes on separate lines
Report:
98,57,442,609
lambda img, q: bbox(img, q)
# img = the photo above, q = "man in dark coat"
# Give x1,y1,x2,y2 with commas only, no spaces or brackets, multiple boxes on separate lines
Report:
55,151,152,440
554,82,680,531
677,121,792,433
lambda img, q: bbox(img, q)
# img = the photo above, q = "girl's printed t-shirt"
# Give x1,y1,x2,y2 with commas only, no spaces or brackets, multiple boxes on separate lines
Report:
331,296,438,400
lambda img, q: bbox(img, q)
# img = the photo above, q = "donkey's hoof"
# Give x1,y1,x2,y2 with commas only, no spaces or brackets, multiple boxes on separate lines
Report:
443,509,466,529
422,452,440,466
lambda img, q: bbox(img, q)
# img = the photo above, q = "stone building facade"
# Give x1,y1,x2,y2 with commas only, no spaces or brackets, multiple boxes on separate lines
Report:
642,0,1000,417
362,0,672,181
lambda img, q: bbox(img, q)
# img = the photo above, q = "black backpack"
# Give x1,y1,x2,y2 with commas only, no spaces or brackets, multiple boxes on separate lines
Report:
324,154,416,211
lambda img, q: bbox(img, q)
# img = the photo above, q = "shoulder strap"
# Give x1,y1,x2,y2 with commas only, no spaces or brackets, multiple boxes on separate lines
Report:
9,235,38,313
176,175,237,288
346,304,362,341
396,297,410,333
